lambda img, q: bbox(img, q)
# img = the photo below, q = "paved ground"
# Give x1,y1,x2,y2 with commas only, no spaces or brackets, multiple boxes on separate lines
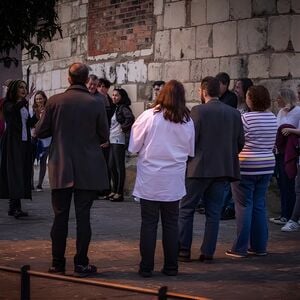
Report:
0,168,299,299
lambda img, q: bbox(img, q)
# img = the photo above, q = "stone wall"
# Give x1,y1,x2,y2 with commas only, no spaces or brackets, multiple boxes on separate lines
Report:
22,0,300,115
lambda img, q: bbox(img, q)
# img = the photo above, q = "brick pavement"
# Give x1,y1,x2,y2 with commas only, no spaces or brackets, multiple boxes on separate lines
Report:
0,170,299,299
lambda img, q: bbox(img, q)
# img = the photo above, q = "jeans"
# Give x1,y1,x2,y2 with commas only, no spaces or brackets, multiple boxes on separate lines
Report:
222,182,234,209
139,199,179,272
178,178,226,257
231,174,272,255
51,188,96,268
276,154,296,219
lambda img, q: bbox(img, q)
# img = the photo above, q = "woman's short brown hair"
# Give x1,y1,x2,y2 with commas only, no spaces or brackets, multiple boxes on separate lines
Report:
247,85,271,111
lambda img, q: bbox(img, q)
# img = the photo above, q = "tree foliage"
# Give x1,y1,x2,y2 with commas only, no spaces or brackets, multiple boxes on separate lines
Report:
0,0,62,67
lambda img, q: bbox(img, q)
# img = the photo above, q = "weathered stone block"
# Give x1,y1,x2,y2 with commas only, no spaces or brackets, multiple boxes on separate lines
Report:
219,56,248,79
128,60,147,83
238,19,267,54
268,16,290,51
154,31,170,60
171,28,196,60
79,4,87,18
277,0,291,13
290,53,300,77
213,21,237,57
257,79,282,101
270,53,290,77
59,3,72,24
191,0,206,26
207,0,229,23
195,25,213,58
202,58,219,78
291,15,300,51
163,61,190,82
148,63,163,81
51,70,61,90
131,102,145,118
291,0,300,12
154,0,164,15
190,60,202,82
229,0,251,19
42,72,52,91
60,69,69,88
116,63,128,84
156,15,164,31
253,0,276,16
183,83,195,101
121,84,137,103
248,54,270,78
164,1,186,29
45,38,72,60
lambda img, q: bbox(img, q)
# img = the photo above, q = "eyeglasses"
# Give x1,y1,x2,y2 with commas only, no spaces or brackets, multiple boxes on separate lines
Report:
154,88,160,91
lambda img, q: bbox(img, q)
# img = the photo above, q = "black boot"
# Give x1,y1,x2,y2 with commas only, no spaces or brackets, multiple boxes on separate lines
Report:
8,199,17,216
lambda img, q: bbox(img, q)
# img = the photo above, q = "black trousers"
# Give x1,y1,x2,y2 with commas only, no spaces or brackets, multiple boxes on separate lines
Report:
109,144,126,194
139,199,179,272
51,188,96,268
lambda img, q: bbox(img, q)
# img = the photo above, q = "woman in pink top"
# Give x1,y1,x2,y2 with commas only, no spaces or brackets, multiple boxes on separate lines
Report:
129,80,195,277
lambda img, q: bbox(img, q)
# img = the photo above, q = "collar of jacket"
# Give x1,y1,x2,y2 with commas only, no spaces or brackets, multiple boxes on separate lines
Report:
67,84,90,93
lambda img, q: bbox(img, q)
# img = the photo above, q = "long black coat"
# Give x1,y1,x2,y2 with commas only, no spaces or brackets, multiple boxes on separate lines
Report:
35,85,110,191
0,99,35,199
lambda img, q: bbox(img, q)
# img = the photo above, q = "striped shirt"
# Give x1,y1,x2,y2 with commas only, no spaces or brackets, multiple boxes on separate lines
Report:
239,111,277,175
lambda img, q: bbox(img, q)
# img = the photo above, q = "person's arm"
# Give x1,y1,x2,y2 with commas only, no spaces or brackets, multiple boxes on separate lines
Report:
120,106,135,133
96,100,109,144
35,102,52,138
281,127,300,136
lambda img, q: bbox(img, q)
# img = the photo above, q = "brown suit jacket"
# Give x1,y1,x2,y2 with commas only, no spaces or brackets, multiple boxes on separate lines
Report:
187,99,244,181
35,85,109,190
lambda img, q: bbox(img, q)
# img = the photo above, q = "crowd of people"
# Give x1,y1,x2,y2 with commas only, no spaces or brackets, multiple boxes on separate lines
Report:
0,62,299,278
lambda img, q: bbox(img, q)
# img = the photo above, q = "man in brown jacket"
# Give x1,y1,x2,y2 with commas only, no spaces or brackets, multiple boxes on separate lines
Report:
35,62,109,277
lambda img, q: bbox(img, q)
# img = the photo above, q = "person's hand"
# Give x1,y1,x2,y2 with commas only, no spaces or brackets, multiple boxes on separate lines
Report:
281,128,292,136
100,141,109,148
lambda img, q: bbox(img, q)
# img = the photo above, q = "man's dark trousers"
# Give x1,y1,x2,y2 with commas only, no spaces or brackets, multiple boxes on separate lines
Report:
51,188,96,269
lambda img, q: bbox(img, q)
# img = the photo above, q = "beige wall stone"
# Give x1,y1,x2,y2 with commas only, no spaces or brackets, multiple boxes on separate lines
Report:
127,60,147,83
121,84,137,102
116,63,128,84
229,0,251,19
291,15,300,51
42,72,52,91
290,53,300,77
253,0,276,15
238,18,267,54
154,31,170,60
268,16,290,51
183,83,195,101
277,0,291,13
219,56,248,79
163,61,190,82
51,70,61,90
45,38,72,60
60,69,69,88
148,63,163,81
248,54,270,78
291,0,300,13
213,21,237,57
154,0,164,15
207,0,229,23
131,102,145,118
270,53,290,77
171,28,196,60
190,60,202,82
191,0,206,26
202,58,219,77
164,1,186,29
59,3,72,24
195,25,213,58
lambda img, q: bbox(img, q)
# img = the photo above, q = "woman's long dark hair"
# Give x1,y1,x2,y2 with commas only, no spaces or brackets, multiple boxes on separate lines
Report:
6,80,27,103
113,88,131,106
153,80,190,123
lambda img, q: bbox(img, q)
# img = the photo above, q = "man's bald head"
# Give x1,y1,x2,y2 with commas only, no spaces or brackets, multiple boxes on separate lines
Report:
68,63,89,85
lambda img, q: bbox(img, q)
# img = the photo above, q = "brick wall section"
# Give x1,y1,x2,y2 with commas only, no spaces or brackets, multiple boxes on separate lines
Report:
88,0,154,55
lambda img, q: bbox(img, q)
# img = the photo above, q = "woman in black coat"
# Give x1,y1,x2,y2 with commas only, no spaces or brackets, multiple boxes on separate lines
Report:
0,80,37,218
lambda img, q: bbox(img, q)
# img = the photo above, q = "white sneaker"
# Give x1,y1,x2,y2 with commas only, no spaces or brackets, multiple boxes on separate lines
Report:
281,220,299,232
269,217,287,225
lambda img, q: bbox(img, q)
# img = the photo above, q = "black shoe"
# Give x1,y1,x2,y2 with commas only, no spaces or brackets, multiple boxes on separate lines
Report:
178,250,191,262
110,194,124,202
161,268,178,276
8,210,16,216
199,254,213,263
14,210,29,219
138,269,152,278
221,207,235,220
48,266,65,275
74,264,97,277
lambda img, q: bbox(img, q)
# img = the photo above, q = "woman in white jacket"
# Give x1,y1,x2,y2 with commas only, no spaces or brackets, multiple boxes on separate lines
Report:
128,80,195,277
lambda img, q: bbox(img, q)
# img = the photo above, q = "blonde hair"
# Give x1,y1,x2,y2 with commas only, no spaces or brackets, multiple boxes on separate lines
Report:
278,88,298,108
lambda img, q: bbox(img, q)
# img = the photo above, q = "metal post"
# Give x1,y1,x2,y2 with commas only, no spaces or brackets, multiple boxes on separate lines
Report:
158,286,168,300
21,265,30,300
